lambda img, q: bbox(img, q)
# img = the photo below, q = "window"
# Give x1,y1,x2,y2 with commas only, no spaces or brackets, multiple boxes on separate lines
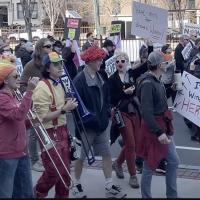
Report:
187,0,195,9
17,2,38,20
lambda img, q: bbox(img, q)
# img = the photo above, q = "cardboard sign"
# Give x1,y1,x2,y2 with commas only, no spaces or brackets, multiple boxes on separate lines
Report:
64,18,81,40
173,71,200,127
183,23,200,37
105,55,117,77
181,42,193,60
131,1,168,44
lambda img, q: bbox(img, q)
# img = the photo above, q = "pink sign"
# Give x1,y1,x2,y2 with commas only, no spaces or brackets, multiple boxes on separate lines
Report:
67,19,79,28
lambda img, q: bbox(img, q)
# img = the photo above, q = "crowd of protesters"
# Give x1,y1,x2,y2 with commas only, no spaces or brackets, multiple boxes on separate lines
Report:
0,28,199,198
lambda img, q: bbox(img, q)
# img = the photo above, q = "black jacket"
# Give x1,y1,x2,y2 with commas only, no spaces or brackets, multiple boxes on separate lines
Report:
137,72,168,137
174,43,185,73
108,69,140,113
15,47,32,68
62,47,78,80
73,69,110,134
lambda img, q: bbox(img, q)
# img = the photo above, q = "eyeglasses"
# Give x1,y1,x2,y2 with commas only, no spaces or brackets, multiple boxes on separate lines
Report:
116,60,126,64
43,44,52,49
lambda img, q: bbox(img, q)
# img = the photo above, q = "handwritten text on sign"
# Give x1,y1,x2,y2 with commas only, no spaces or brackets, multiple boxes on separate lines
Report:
105,55,117,77
131,1,168,44
173,71,200,127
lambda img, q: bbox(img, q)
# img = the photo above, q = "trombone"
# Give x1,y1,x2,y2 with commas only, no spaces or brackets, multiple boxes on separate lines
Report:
60,65,96,165
15,89,74,190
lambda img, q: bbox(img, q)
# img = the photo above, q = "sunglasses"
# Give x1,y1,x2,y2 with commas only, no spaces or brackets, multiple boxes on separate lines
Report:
116,60,126,64
12,74,20,79
43,44,52,48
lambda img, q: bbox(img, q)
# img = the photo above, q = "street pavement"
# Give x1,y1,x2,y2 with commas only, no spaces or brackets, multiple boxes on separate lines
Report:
32,163,200,198
31,108,200,198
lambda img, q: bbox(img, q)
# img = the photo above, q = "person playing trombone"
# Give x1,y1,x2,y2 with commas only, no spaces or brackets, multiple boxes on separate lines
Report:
32,52,78,198
0,59,39,198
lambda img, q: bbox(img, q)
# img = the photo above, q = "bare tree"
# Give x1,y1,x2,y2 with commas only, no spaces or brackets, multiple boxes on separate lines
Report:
20,0,36,41
41,0,65,34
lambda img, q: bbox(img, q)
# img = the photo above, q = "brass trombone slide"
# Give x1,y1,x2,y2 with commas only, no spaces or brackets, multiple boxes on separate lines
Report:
15,89,74,190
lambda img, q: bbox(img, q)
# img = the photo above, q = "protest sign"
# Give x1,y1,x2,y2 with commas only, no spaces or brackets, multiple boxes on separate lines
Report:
173,71,200,127
16,58,23,76
64,18,81,40
105,55,117,77
131,1,168,44
183,23,200,37
181,42,193,60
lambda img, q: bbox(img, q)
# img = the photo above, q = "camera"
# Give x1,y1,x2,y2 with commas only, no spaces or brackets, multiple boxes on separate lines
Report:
114,108,125,128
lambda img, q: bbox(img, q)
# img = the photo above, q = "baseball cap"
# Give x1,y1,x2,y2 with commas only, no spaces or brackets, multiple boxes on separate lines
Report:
148,51,165,66
103,39,114,47
42,52,64,65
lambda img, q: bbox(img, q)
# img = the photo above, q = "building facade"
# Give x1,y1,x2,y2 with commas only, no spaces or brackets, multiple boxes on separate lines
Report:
0,0,44,27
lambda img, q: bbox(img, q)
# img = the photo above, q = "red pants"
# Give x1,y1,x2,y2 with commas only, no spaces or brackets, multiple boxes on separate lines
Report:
116,113,140,176
34,126,70,198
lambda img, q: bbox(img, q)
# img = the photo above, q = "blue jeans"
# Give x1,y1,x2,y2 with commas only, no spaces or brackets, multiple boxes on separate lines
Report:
141,137,180,198
0,155,33,198
28,128,39,165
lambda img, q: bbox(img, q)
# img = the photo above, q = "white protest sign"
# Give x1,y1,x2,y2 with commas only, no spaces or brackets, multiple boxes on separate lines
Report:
105,55,117,77
181,42,193,60
173,71,200,127
131,1,168,44
16,58,23,76
183,23,200,37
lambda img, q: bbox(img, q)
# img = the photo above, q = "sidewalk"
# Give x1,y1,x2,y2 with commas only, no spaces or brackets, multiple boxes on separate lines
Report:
32,160,200,198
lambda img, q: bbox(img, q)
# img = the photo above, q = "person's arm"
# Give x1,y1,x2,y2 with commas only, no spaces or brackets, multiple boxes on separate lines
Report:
140,81,164,136
0,91,33,121
20,63,31,93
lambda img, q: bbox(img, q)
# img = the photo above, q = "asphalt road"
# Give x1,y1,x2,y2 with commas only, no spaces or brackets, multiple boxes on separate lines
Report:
66,110,200,168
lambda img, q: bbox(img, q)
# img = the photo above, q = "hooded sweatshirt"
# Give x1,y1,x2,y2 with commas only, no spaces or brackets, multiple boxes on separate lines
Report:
0,90,32,158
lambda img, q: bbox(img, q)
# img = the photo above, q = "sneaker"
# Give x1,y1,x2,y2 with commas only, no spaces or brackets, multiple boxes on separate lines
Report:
112,161,124,179
129,175,139,188
156,160,166,174
105,185,127,198
72,184,87,198
32,161,45,172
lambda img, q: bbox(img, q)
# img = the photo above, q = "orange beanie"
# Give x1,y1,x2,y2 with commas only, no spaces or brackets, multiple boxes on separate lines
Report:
0,61,16,84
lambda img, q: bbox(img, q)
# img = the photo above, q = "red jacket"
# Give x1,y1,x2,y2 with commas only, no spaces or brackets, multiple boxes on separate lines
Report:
137,110,173,170
0,90,32,158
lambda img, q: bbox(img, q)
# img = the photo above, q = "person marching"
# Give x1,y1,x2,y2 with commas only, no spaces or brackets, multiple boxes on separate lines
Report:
108,51,141,188
0,59,39,198
72,46,126,198
32,52,78,198
137,51,180,198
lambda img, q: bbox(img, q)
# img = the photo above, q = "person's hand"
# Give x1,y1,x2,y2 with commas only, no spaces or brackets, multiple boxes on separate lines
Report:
158,133,171,144
63,98,78,111
190,59,197,71
123,86,135,94
26,77,40,91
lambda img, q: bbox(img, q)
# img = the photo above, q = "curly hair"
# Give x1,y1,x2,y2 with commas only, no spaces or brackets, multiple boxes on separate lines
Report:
80,46,106,62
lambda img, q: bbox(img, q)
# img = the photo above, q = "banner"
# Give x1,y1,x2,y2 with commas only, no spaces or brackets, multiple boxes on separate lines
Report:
131,1,168,44
64,18,81,40
183,23,200,37
173,71,200,127
105,55,117,77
